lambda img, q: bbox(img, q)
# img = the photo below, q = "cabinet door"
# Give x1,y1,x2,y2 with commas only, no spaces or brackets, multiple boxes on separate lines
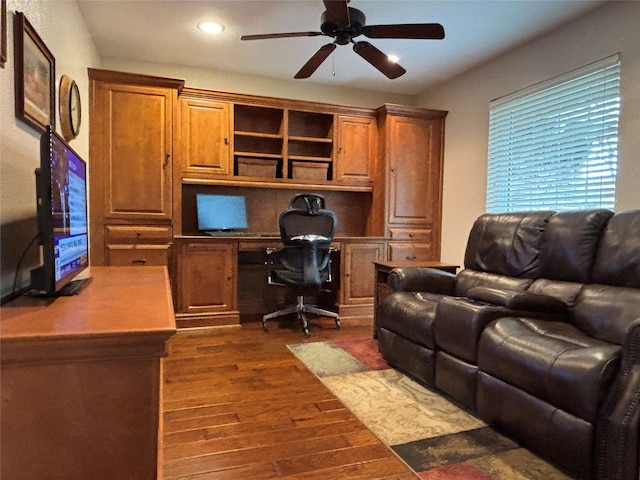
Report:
341,241,385,305
335,115,375,183
388,116,443,226
175,241,237,314
98,83,173,222
181,98,231,176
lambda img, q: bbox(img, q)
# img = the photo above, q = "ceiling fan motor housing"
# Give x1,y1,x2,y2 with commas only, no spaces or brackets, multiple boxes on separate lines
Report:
321,7,366,44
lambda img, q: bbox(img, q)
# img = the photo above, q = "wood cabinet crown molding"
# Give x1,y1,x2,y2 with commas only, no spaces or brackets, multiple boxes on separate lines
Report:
179,86,377,117
376,103,448,120
88,68,185,92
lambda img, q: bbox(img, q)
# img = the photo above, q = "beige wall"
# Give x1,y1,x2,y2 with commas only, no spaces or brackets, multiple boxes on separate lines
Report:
416,1,640,266
0,0,100,298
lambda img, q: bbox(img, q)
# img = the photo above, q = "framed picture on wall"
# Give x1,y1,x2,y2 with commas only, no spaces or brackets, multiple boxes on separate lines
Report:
1,0,7,68
13,11,55,132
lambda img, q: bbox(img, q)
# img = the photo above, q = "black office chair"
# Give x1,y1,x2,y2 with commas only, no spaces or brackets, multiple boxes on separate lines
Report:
263,193,340,337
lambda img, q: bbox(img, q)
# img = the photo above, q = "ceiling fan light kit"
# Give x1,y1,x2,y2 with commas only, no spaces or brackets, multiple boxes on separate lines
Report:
240,0,445,80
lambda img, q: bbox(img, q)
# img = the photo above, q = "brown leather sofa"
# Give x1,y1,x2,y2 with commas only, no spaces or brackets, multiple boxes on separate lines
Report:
377,209,640,479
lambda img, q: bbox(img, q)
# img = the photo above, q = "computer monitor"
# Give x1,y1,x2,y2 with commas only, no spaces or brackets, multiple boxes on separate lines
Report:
30,125,90,296
196,194,248,233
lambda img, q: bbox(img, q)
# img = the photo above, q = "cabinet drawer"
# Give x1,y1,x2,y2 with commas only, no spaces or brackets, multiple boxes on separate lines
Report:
388,228,432,242
389,242,434,262
105,225,172,244
105,244,171,266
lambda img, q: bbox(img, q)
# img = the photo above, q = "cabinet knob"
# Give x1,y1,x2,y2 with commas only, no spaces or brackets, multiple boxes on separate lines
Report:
405,255,417,260
224,137,229,145
163,153,170,168
132,259,147,266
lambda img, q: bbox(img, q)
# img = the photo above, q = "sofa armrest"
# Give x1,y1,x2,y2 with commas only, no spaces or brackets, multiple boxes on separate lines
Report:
596,318,640,480
387,267,456,295
466,286,567,314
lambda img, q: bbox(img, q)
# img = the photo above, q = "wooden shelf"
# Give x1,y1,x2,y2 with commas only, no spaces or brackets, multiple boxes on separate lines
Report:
235,131,284,139
288,156,332,162
234,151,283,159
288,135,333,143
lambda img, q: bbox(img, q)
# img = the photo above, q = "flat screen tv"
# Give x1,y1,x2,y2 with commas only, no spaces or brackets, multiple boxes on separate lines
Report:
196,194,248,234
30,125,90,296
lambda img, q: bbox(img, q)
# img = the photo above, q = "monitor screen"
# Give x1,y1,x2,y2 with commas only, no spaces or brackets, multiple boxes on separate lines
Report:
196,194,248,232
30,126,89,295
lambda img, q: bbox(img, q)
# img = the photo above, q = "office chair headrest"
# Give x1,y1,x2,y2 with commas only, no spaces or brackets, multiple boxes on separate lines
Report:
289,193,325,215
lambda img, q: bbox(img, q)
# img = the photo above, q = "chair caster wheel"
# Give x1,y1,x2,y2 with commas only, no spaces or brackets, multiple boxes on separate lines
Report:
303,328,310,338
262,323,268,332
335,320,341,330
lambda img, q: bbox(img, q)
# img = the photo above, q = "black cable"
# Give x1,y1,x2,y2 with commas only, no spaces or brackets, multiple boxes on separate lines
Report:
11,232,41,298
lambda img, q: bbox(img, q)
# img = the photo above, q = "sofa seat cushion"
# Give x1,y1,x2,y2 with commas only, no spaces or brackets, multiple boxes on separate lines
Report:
478,317,621,423
378,291,443,349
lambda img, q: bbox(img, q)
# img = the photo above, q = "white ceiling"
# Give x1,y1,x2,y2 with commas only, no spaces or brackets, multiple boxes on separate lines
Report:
76,0,607,95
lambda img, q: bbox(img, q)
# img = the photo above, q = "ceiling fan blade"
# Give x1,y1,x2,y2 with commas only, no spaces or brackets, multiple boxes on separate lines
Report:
353,41,406,79
323,0,350,26
294,43,337,79
362,23,445,40
241,31,324,41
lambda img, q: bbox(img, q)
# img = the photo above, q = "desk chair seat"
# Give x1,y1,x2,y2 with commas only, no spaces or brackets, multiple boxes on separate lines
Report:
263,194,340,337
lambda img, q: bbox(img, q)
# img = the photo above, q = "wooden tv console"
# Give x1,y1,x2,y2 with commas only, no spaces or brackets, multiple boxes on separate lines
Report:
0,267,176,480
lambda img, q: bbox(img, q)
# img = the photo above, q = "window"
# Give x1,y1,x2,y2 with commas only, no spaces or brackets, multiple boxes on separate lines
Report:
487,55,620,213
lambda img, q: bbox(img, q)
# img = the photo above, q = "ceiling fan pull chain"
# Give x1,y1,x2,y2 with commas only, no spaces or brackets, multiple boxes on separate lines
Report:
332,50,336,76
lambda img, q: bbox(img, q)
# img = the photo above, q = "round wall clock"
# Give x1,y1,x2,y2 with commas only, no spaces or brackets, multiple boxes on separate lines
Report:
59,75,81,141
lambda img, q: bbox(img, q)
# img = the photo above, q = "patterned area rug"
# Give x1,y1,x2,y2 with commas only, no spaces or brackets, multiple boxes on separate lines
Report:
288,338,574,480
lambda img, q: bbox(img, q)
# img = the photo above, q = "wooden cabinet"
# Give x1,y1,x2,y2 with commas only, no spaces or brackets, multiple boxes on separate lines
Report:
0,267,175,480
89,69,184,266
374,105,447,262
104,225,172,266
180,96,231,177
177,88,380,190
173,238,239,328
335,114,376,183
339,239,386,318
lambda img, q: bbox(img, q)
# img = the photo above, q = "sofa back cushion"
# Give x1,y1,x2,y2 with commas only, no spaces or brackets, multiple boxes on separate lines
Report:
591,210,640,288
538,209,613,283
464,211,554,277
573,285,640,345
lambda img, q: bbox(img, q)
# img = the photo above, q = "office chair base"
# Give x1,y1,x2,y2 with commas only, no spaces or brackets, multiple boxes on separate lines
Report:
263,295,340,337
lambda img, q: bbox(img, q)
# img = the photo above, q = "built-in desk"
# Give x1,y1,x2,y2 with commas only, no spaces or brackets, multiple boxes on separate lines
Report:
0,266,176,480
172,235,388,328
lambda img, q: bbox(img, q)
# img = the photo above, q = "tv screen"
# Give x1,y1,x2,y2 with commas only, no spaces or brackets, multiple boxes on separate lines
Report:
196,194,248,233
30,126,90,296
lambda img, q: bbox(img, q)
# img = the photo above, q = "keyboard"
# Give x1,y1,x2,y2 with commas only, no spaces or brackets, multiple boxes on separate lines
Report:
205,231,255,237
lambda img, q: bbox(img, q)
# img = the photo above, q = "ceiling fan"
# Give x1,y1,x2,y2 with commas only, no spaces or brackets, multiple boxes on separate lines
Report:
240,0,445,80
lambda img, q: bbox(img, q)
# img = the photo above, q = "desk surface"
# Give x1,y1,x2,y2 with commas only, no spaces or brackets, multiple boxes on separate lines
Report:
1,266,176,363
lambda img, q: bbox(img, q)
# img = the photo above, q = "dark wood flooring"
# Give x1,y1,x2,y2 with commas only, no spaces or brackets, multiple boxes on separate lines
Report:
161,317,418,479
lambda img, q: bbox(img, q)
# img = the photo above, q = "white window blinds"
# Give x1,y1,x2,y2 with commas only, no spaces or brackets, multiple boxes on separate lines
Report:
487,55,620,213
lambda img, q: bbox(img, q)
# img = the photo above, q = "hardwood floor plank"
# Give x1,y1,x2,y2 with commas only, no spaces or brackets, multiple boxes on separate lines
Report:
163,419,368,462
162,321,418,479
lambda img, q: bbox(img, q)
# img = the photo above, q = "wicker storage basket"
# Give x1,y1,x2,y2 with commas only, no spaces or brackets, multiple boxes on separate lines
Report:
237,157,278,178
291,161,329,181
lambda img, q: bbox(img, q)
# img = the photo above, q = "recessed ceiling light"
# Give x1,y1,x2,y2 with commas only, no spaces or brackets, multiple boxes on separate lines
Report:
198,21,225,35
387,55,400,64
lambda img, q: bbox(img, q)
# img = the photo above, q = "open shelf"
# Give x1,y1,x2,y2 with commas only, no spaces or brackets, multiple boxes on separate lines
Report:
235,104,284,135
288,110,333,139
